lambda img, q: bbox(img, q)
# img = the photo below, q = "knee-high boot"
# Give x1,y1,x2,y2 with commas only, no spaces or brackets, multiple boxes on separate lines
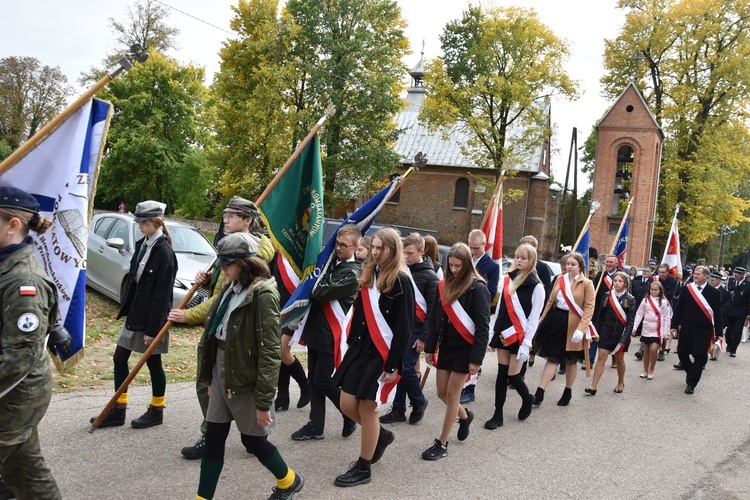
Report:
485,364,508,429
288,356,310,408
276,363,291,411
508,373,533,420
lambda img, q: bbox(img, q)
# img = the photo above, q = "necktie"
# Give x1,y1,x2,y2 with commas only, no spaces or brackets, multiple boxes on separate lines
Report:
136,241,148,266
697,286,702,291
208,290,234,338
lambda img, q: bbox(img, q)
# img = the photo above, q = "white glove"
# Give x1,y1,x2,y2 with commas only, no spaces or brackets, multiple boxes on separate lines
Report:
585,329,592,340
571,330,584,344
517,344,530,363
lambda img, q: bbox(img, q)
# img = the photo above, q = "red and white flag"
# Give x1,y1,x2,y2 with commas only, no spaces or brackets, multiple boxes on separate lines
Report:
481,178,503,260
662,208,682,278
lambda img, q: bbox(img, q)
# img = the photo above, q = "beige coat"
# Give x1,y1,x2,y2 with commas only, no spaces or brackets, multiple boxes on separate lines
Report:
540,274,596,352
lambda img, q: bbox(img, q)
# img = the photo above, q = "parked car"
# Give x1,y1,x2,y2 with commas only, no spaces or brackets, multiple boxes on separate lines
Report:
86,213,217,309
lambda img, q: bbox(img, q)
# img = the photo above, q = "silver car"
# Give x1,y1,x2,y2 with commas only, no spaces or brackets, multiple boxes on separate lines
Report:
86,213,216,309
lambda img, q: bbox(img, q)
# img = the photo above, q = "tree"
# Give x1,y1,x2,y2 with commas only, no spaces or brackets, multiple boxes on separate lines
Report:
0,56,73,148
602,0,750,247
419,5,578,180
95,52,213,212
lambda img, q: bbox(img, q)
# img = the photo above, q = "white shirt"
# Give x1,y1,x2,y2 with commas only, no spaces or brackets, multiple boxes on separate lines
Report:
135,229,163,283
554,273,580,311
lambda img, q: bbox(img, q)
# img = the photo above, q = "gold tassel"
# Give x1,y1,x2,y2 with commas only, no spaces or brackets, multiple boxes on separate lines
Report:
50,347,85,375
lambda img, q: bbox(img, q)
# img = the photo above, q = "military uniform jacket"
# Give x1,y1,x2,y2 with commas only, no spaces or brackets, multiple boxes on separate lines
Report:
725,278,750,318
118,235,177,336
197,277,281,411
0,242,57,445
300,259,361,354
671,283,723,356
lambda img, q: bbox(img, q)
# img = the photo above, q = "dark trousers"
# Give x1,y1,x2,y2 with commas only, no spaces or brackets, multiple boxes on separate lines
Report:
724,315,744,354
392,332,426,412
677,352,708,388
307,347,342,431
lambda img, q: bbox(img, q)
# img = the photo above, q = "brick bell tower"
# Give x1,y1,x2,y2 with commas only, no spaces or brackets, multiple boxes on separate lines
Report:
589,83,664,267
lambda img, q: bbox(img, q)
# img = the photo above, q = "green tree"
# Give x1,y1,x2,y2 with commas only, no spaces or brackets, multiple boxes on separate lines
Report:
602,0,750,247
95,52,213,211
419,5,578,180
0,56,72,149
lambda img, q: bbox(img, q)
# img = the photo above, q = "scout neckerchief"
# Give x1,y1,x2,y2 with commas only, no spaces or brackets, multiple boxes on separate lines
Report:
685,282,716,342
207,288,234,338
438,280,475,345
499,275,528,345
558,273,598,338
276,252,299,296
407,270,428,322
608,290,628,326
360,279,400,411
646,295,663,342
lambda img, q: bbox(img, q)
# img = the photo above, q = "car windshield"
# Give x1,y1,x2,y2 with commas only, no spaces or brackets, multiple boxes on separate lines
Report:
169,226,215,255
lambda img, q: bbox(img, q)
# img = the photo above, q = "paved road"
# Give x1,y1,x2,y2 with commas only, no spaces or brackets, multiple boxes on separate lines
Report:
38,346,750,499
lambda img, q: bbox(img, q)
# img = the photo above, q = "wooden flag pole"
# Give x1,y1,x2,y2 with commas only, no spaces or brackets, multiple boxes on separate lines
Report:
595,197,635,296
255,105,336,207
0,46,146,176
571,201,600,378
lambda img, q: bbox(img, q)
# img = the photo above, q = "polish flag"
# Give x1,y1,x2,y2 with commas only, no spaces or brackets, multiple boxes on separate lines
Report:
662,212,682,278
481,179,503,260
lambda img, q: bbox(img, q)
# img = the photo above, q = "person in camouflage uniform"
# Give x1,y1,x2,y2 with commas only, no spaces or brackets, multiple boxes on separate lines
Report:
0,186,71,500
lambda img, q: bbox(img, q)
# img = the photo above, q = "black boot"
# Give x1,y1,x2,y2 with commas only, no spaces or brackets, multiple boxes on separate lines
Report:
288,356,310,409
532,387,545,407
276,363,291,411
508,373,533,420
371,426,395,464
485,364,508,430
131,405,163,428
90,403,126,428
334,457,371,487
557,387,572,406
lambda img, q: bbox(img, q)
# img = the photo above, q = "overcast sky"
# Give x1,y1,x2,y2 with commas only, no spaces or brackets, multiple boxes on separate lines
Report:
1,0,624,185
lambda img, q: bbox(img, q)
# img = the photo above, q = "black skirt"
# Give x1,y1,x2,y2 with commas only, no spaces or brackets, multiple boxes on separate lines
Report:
435,341,472,374
336,341,384,401
599,331,630,352
533,308,568,362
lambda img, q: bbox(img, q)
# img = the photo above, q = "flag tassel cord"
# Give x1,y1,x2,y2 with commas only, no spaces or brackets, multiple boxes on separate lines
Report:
0,47,145,176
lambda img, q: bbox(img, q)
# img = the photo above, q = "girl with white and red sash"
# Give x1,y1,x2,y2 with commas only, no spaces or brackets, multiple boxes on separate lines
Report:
485,244,545,430
422,243,490,460
585,271,635,395
531,253,596,407
631,281,670,379
333,228,414,487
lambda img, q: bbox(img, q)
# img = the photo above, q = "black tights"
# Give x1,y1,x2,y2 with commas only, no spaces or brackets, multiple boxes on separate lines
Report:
203,422,276,462
113,345,163,372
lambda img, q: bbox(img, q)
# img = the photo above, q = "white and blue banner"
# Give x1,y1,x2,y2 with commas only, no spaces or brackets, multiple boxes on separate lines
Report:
281,176,402,327
574,226,591,274
614,217,629,271
0,98,112,369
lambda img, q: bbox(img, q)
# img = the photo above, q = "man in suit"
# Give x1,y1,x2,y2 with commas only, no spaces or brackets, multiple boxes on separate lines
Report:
723,267,750,357
670,266,723,394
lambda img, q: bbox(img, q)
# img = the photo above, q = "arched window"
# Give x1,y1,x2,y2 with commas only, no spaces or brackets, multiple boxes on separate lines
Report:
613,145,634,215
454,178,469,209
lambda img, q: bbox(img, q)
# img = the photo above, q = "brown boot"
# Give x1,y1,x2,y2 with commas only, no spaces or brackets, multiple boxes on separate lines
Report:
131,405,163,428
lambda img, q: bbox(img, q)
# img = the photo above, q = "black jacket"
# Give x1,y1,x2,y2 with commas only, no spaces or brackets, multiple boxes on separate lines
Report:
671,283,723,356
118,235,178,336
725,278,750,318
409,257,439,339
424,278,490,366
595,291,636,344
631,276,651,307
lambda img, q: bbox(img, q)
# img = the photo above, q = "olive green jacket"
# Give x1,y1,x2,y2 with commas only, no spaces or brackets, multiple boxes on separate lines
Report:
0,244,57,445
197,277,281,411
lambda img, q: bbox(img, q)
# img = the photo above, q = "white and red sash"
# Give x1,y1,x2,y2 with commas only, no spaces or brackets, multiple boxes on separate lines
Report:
603,274,613,290
438,280,475,345
500,275,528,345
686,282,716,340
646,296,663,342
558,274,597,339
360,283,401,411
407,271,428,323
608,292,628,326
276,253,300,296
322,299,353,369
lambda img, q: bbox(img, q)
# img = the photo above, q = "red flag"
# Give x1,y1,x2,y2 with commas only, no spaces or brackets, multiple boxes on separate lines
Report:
661,210,682,278
481,181,503,260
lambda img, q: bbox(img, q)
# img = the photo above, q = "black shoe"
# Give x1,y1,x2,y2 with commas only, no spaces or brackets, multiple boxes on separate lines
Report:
0,477,15,500
657,350,665,362
181,434,206,460
459,390,475,405
730,353,737,357
269,473,304,499
673,363,684,370
275,393,290,412
532,387,544,407
557,388,572,406
484,411,503,430
685,385,695,394
457,408,474,441
584,388,597,396
379,408,406,424
422,439,448,460
635,350,643,360
371,427,394,464
518,394,533,421
131,405,163,428
334,460,371,487
296,383,311,409
90,403,127,428
291,422,324,441
342,416,357,438
558,365,566,375
409,399,428,424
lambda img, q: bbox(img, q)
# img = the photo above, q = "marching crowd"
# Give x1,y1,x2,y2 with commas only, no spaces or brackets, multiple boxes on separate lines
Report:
0,187,744,500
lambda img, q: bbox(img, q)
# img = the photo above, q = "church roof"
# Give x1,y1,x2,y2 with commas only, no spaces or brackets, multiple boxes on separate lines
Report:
596,82,664,139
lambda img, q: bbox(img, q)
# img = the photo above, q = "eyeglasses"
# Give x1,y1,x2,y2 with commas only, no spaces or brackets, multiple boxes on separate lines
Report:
223,213,245,221
469,246,483,251
336,242,355,250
